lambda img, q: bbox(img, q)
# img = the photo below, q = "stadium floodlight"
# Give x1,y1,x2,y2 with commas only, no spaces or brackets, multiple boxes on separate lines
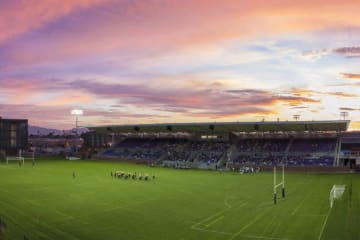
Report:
71,109,84,132
71,109,83,116
293,114,300,121
340,111,348,120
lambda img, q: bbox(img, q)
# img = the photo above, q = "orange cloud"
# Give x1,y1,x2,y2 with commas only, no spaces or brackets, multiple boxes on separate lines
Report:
326,92,359,97
290,88,317,97
339,73,360,80
38,92,94,106
290,88,358,98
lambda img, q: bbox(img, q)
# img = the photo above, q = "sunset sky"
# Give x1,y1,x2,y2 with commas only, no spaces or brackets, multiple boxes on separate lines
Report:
0,0,359,130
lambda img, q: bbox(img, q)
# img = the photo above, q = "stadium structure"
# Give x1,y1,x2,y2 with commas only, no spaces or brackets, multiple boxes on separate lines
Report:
0,117,28,154
1,119,360,240
84,119,360,171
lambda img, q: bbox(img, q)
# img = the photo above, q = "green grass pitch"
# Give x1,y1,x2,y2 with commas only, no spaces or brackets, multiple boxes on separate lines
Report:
0,158,359,240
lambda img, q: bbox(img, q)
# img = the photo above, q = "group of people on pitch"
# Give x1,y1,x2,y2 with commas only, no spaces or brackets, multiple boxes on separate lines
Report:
111,171,155,181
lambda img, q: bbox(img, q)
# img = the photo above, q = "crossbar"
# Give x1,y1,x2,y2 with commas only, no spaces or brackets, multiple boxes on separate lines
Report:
6,156,24,164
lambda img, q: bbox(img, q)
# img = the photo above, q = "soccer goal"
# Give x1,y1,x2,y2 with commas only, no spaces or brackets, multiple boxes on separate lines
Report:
21,150,35,163
6,156,24,164
5,149,34,164
273,162,285,205
330,185,345,208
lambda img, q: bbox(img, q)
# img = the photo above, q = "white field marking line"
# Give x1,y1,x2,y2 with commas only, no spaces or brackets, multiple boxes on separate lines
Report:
0,165,19,169
229,207,269,240
296,214,326,217
291,187,314,216
241,235,289,240
0,199,79,240
26,199,42,206
205,215,224,227
50,211,89,225
1,210,52,240
191,201,247,229
191,226,233,236
102,204,143,215
0,188,12,195
318,207,331,240
192,226,289,240
82,197,160,221
257,201,274,208
40,220,80,240
224,195,236,209
261,206,280,238
54,210,75,220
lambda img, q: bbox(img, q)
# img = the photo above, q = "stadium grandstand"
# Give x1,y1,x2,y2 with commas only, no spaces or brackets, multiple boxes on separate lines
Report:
83,120,360,171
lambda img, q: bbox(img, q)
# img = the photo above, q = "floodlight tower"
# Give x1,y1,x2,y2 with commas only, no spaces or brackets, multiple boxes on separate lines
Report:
293,114,300,121
71,109,83,135
340,111,348,120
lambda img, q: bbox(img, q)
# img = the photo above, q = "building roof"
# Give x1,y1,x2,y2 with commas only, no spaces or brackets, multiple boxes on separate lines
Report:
88,120,350,134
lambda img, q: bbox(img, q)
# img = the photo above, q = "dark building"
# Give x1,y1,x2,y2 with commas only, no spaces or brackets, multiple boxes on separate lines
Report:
0,117,28,153
82,131,111,148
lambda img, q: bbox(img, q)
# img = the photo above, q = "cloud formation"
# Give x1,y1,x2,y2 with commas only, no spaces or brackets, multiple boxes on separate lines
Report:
333,47,360,58
0,0,359,129
0,0,109,44
339,73,360,80
302,46,360,59
339,107,359,111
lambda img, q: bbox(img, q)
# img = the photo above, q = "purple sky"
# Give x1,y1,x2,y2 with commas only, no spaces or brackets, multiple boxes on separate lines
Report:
0,0,359,129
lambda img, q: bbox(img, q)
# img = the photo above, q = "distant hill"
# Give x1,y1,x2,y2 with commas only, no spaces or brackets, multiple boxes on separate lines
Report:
29,125,88,136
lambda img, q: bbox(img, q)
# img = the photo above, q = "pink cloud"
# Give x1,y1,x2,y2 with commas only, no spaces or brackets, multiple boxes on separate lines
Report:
2,0,360,68
333,47,360,58
0,0,110,44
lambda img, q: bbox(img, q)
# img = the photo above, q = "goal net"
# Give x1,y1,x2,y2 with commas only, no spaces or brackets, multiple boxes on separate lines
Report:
330,185,345,208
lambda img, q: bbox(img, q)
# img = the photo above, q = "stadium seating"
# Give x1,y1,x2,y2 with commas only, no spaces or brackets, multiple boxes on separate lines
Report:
99,136,338,168
289,138,336,152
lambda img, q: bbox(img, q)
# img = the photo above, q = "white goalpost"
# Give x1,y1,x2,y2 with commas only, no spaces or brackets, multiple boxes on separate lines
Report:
6,156,24,164
330,185,345,208
273,162,285,205
21,150,35,163
5,149,35,165
6,149,24,164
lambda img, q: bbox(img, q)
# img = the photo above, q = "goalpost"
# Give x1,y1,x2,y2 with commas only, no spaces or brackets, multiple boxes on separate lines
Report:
6,156,24,164
330,185,345,208
273,162,285,205
6,149,24,164
21,150,35,163
5,149,35,164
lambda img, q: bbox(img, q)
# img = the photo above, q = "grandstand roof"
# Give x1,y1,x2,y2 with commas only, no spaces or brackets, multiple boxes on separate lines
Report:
88,120,350,134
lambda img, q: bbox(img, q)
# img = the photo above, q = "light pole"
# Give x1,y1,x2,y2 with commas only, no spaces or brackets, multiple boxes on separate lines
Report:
293,114,300,121
71,109,83,153
71,109,83,134
340,111,348,120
